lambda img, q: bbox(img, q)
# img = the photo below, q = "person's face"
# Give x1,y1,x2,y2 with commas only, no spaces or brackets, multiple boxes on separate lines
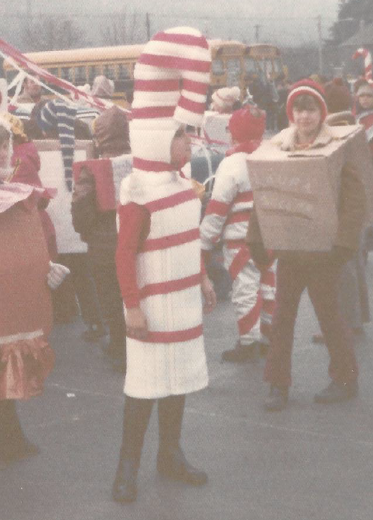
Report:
170,126,192,168
358,91,373,110
25,77,42,100
293,103,322,140
0,139,9,170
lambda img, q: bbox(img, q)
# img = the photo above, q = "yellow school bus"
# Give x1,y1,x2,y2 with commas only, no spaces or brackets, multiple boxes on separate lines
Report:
4,41,286,105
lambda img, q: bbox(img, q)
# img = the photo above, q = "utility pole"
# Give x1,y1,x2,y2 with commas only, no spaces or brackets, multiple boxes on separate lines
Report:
146,12,151,41
25,0,33,43
317,15,323,76
254,24,260,43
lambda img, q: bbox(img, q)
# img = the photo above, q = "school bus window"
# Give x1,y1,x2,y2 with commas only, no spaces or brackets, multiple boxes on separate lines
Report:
89,65,99,83
118,64,130,80
244,57,256,74
45,67,58,77
273,58,282,74
75,66,87,85
212,59,224,76
103,64,115,80
61,67,72,81
226,58,241,86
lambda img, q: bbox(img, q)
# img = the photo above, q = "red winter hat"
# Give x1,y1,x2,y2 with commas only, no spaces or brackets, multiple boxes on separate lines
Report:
228,105,266,143
286,79,328,123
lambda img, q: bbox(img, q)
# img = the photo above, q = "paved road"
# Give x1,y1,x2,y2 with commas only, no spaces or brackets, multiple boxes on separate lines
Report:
2,259,373,520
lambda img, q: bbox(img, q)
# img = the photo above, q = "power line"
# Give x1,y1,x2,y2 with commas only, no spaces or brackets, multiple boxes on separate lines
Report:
0,10,336,22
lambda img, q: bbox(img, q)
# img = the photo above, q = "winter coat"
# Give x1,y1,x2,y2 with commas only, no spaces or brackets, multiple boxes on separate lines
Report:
71,166,117,265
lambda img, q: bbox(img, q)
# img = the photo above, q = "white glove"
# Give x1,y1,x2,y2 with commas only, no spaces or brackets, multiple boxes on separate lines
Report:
47,261,70,290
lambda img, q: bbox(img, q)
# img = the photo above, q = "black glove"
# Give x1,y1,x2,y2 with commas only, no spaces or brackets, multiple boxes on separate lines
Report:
249,242,270,266
331,246,354,266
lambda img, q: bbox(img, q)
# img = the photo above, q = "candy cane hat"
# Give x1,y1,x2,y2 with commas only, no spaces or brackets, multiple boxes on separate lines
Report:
286,78,328,123
130,27,211,176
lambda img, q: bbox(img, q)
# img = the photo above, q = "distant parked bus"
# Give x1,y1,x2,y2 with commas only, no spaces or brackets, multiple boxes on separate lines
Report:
4,41,286,105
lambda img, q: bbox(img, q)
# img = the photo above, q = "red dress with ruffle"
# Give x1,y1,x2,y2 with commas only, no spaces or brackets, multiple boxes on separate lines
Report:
0,183,55,400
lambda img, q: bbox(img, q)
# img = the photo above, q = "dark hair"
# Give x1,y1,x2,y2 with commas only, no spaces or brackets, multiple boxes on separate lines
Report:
292,94,321,112
0,126,10,146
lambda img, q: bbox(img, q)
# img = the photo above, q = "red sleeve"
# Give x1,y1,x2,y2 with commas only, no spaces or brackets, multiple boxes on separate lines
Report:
115,202,150,308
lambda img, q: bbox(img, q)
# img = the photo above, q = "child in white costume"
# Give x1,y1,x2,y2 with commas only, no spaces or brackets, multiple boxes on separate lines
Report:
112,27,216,503
201,106,276,362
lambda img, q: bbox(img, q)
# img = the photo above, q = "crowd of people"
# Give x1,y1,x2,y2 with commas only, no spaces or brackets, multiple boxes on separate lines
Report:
1,25,373,506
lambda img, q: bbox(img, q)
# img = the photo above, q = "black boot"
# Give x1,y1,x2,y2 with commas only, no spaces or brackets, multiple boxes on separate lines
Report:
112,397,154,503
314,380,358,404
0,400,39,462
157,395,207,486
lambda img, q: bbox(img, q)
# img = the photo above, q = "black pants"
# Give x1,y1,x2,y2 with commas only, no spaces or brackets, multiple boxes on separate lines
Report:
0,400,27,459
90,261,126,348
53,253,103,326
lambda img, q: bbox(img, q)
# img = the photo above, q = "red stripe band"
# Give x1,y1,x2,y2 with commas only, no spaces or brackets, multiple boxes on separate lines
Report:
225,211,251,226
234,192,254,204
141,228,200,252
225,239,246,249
139,54,210,73
133,157,173,172
140,272,202,298
132,106,175,119
134,79,180,91
128,324,203,343
229,246,251,280
183,79,209,95
205,199,230,217
146,189,196,213
178,95,207,114
152,32,209,49
261,271,276,287
238,296,262,335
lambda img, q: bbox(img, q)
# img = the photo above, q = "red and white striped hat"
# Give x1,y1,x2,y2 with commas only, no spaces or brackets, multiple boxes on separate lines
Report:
130,27,211,173
286,79,328,123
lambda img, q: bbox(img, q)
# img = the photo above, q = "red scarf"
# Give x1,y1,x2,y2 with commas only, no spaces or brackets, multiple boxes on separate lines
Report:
225,140,262,157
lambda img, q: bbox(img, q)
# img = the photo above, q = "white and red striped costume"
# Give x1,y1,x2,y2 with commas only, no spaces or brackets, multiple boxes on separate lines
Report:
353,48,373,81
118,27,211,398
200,151,276,346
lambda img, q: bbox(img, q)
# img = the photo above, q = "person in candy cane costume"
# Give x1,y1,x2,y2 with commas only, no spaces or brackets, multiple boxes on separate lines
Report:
200,105,276,362
112,27,216,503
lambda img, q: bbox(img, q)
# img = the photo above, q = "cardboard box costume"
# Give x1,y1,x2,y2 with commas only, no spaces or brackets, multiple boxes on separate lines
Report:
247,125,373,252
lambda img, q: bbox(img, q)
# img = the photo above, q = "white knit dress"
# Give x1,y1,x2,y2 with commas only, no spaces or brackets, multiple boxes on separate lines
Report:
120,174,208,398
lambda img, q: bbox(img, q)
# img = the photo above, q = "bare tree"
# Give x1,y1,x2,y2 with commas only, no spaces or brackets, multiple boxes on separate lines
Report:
101,9,145,46
23,16,86,51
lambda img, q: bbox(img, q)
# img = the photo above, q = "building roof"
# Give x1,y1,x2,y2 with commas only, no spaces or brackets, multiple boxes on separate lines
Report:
340,22,373,48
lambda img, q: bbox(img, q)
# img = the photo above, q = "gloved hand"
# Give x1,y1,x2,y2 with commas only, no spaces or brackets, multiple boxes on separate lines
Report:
331,246,354,266
249,242,270,266
47,261,70,290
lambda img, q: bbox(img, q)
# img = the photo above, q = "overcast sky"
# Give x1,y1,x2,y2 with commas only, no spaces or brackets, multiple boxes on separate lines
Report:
3,0,341,46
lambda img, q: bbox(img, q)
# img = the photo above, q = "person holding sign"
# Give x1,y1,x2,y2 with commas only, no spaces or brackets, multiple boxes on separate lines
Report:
247,79,367,411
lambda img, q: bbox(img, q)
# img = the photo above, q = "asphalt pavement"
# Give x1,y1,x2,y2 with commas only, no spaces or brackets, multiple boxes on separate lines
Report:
2,258,373,520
